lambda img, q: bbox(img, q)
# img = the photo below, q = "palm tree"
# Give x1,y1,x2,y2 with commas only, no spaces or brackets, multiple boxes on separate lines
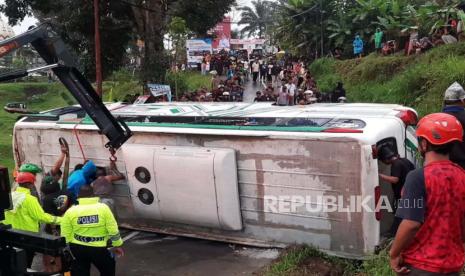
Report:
237,0,275,38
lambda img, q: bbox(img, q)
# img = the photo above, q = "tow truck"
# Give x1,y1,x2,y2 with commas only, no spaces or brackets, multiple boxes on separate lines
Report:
0,23,132,275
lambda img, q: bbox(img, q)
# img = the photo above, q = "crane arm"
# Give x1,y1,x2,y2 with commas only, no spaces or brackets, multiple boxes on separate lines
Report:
0,24,132,150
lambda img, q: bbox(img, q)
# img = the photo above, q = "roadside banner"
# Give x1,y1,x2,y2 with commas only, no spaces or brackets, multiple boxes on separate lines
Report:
186,39,212,67
210,17,232,50
148,84,172,101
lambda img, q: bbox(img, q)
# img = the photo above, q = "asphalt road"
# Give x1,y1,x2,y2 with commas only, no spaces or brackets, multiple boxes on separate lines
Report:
110,231,279,276
243,79,269,103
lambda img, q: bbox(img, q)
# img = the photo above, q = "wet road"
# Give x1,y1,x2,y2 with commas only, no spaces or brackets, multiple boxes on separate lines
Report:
111,231,279,276
243,79,264,103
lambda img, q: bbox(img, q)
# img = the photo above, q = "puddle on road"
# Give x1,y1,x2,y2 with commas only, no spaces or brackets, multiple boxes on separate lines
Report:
130,233,179,245
234,247,281,259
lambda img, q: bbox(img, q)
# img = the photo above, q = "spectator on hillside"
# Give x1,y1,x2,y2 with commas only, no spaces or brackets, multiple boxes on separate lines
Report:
333,47,343,59
432,29,445,46
407,27,419,56
442,28,458,44
374,28,384,53
353,35,364,59
331,82,346,103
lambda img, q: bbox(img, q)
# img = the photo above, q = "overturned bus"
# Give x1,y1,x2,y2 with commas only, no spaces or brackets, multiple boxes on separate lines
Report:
13,102,419,259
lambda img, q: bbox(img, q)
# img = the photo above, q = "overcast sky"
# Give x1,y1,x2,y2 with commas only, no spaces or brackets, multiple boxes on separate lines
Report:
0,0,38,34
0,0,269,35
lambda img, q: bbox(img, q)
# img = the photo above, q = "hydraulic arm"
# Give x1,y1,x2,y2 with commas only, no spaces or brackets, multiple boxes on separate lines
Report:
0,24,132,150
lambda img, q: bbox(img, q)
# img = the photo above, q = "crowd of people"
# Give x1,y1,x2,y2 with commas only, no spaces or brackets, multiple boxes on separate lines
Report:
177,54,348,105
347,21,465,59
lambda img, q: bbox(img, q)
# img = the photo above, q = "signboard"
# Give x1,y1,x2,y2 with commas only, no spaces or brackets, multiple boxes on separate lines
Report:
186,39,213,66
148,84,172,101
230,39,266,45
134,95,151,104
211,17,231,50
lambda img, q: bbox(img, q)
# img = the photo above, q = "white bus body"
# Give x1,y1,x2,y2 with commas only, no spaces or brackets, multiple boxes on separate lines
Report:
13,102,418,259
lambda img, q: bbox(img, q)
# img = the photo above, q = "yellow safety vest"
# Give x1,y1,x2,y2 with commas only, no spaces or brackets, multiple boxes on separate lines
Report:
60,197,123,247
2,187,60,233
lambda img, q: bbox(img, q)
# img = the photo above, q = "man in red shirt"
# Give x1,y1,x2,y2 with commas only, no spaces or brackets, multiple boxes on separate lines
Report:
390,113,465,275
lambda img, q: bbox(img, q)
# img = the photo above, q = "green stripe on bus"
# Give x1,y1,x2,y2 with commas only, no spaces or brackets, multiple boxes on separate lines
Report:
58,120,326,132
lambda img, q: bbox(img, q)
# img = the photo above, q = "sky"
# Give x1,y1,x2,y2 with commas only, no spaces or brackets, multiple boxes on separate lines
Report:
0,0,38,34
230,0,273,31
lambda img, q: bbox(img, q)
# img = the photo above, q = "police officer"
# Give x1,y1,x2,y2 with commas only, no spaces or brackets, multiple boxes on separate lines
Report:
2,172,61,267
443,82,465,169
61,185,124,276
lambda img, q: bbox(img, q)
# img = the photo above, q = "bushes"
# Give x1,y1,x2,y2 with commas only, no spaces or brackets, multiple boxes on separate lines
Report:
310,43,465,116
165,71,211,98
309,58,340,93
165,71,189,98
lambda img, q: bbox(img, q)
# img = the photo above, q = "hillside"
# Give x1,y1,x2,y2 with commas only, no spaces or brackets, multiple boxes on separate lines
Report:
310,42,465,116
0,83,72,171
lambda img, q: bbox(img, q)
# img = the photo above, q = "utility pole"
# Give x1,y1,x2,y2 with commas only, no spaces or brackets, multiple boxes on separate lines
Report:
94,0,103,97
320,0,324,58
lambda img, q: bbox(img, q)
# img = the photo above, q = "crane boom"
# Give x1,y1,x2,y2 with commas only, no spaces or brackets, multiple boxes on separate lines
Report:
0,24,132,150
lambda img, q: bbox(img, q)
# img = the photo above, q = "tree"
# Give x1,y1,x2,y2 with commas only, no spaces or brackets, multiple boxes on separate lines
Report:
173,0,235,35
0,0,133,80
0,0,236,83
272,0,465,59
168,16,189,67
238,0,276,38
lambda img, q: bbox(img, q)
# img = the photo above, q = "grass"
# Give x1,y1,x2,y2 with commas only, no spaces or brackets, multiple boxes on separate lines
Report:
0,82,71,172
310,42,465,116
262,246,399,276
262,246,358,276
166,71,211,97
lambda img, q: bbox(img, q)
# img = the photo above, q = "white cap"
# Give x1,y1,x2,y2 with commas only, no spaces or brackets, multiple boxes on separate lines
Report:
444,82,465,101
304,90,314,95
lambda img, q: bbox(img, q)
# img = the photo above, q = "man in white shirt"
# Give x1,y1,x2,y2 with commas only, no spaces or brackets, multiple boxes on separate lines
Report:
285,79,296,106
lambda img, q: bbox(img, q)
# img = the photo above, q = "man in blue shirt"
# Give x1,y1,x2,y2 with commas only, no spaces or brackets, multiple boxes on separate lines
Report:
67,160,97,198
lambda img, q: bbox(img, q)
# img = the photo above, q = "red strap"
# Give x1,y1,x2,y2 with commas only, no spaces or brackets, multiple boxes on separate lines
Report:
73,119,86,161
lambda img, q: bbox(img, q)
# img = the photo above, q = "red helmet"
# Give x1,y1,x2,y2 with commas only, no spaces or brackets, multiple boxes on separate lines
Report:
16,172,36,184
416,113,463,145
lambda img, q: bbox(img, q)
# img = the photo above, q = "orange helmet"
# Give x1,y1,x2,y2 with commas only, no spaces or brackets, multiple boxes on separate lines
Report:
16,172,36,184
416,113,463,145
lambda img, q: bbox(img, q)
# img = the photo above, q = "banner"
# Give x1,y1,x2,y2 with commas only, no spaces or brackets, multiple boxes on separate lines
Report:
230,39,266,45
148,84,172,101
186,39,212,66
211,17,231,49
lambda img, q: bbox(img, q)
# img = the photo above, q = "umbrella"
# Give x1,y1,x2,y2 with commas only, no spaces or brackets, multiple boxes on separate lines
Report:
276,51,286,59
